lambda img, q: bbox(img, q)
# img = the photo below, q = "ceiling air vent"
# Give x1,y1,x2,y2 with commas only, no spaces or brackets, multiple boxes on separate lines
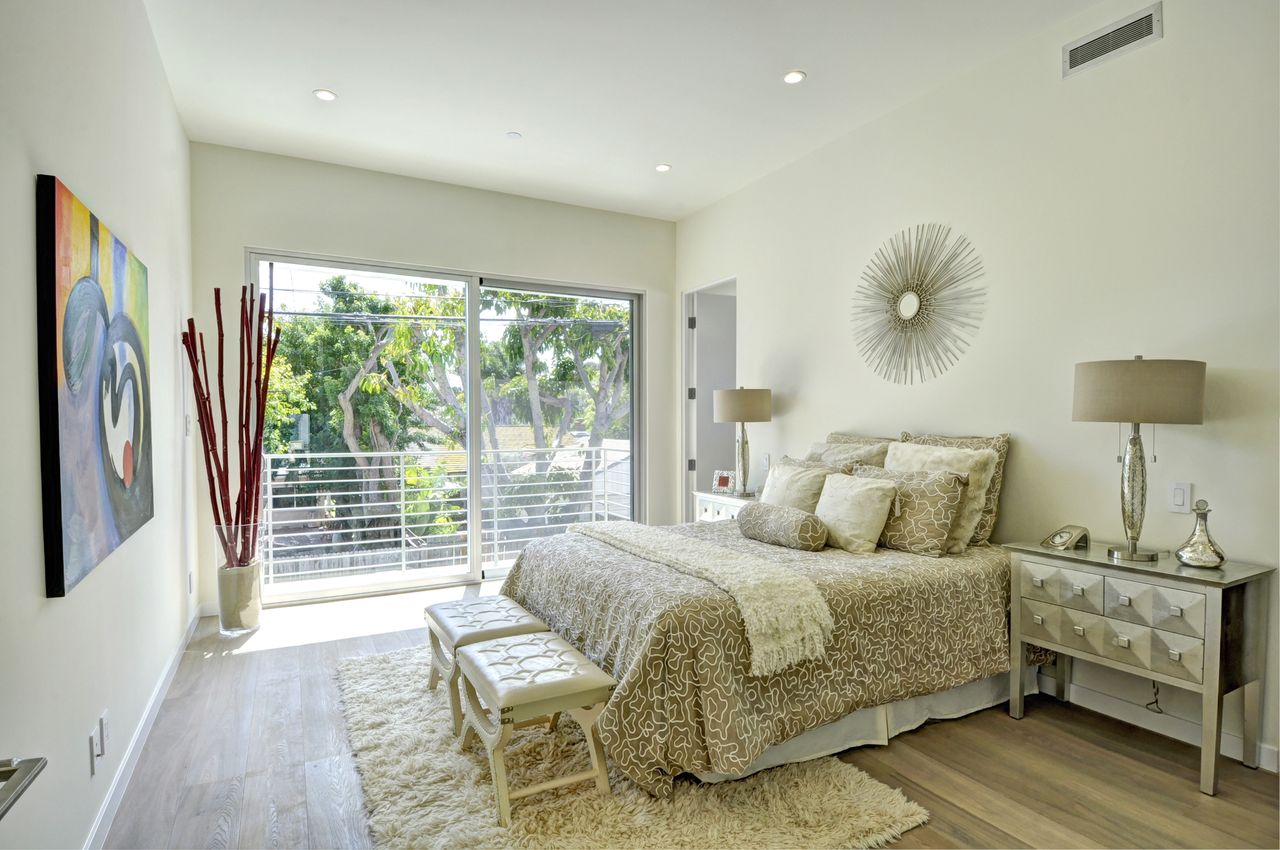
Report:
1063,2,1163,78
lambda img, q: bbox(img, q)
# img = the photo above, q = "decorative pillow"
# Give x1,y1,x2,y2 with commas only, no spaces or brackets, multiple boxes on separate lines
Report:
804,441,890,470
737,503,828,552
814,474,896,554
884,442,997,554
825,433,895,448
902,432,1010,545
851,466,969,558
758,457,834,514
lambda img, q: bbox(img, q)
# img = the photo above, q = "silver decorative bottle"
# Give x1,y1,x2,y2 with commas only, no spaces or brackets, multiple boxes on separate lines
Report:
1175,499,1225,568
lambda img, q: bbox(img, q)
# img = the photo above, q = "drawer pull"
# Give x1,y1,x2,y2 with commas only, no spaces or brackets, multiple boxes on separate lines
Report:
1115,635,1130,649
1032,614,1044,626
1168,649,1182,662
1031,577,1044,588
1118,595,1131,606
1072,625,1086,637
1072,585,1084,596
1169,605,1183,618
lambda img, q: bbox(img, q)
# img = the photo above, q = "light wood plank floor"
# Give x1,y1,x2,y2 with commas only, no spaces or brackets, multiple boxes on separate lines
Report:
107,620,1278,850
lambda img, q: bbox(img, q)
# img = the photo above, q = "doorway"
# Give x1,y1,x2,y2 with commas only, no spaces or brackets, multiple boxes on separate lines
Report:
682,279,737,520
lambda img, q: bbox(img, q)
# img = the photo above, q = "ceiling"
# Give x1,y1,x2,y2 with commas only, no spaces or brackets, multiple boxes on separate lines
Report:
144,0,1100,220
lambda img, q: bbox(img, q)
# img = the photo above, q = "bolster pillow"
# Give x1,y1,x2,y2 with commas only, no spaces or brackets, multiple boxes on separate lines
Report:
737,502,828,552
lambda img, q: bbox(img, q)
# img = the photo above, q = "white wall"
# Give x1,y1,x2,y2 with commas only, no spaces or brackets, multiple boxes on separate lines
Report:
0,2,195,848
677,0,1279,755
189,143,677,605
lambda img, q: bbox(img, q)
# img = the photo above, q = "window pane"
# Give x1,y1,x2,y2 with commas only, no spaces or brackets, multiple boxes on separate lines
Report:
477,283,633,572
260,260,470,596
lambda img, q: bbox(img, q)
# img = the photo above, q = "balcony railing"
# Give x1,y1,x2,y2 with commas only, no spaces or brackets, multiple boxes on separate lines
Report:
261,445,631,591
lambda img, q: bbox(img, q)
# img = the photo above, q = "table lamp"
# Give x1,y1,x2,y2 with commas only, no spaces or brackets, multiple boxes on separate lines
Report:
713,387,772,497
1072,355,1205,562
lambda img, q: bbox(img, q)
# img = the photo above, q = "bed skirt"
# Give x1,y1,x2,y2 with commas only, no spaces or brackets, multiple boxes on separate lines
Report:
693,666,1040,782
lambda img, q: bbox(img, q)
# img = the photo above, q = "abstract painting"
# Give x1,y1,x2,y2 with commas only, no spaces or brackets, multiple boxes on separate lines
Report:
36,176,153,596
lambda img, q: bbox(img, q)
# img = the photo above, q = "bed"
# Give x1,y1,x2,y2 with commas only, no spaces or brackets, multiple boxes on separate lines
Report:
500,519,1021,796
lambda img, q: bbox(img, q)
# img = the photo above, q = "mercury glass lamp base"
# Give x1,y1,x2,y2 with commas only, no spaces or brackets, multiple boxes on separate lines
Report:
1107,544,1159,563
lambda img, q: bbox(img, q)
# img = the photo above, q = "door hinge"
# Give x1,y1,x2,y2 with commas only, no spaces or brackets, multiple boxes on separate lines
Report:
687,459,696,472
687,387,696,400
687,316,696,330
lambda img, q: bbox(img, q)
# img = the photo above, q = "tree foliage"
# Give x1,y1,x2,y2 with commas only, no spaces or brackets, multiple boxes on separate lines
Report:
266,276,631,457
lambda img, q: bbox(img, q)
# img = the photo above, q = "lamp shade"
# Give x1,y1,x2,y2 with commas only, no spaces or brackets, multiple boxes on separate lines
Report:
713,388,772,423
1072,358,1205,424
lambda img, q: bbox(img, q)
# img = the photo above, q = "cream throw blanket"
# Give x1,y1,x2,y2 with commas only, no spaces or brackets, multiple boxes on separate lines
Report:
569,522,834,676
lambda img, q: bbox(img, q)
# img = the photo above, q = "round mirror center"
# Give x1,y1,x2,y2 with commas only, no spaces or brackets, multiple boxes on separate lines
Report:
897,291,921,320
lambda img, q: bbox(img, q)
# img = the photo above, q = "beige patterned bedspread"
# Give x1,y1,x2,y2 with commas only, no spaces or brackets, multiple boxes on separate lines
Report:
500,521,1014,797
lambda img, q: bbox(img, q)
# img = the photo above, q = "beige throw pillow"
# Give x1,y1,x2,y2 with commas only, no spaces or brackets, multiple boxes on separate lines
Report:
758,457,833,514
737,503,828,551
804,441,890,470
814,474,896,554
901,432,1010,545
851,466,969,558
885,442,997,554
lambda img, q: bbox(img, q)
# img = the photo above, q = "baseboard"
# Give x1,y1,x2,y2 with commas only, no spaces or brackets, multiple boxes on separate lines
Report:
84,613,200,850
197,600,218,618
1036,673,1279,773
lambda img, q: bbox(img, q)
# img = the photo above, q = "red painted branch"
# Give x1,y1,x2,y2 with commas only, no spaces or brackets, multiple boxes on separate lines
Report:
183,326,232,565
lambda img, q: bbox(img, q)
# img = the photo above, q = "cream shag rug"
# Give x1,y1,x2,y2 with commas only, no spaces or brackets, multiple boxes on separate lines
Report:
336,646,928,850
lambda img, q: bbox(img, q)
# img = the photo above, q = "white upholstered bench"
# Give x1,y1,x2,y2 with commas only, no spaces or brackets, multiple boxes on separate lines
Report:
424,596,548,735
456,632,616,826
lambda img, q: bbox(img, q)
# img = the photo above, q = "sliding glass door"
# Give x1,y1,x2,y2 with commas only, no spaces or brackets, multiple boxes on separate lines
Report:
477,281,635,576
251,254,637,601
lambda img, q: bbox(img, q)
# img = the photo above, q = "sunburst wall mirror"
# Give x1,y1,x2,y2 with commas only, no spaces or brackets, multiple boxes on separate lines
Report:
851,223,986,385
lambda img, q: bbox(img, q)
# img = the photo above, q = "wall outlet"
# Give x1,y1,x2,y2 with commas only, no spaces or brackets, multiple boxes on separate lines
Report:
1169,481,1192,513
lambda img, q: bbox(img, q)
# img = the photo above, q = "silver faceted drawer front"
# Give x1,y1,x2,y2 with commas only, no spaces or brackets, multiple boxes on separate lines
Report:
1019,598,1204,683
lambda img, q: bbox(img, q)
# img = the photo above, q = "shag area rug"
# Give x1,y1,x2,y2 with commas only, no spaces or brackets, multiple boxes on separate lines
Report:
337,646,929,850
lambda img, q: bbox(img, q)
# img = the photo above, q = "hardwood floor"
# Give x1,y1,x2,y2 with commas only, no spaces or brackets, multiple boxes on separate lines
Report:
106,619,1278,849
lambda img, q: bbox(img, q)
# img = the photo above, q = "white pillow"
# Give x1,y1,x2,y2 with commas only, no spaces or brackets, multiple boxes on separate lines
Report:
884,441,998,554
814,474,896,554
759,457,832,514
804,441,890,469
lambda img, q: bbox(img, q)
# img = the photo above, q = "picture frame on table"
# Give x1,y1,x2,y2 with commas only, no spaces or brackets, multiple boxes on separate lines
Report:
711,470,737,494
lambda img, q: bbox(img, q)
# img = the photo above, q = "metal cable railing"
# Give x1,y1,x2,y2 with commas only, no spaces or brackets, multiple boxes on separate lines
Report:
262,445,631,588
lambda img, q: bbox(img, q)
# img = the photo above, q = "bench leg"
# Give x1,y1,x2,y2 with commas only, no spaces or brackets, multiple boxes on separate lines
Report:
488,723,514,827
427,630,445,691
569,705,611,795
447,666,464,737
461,675,515,825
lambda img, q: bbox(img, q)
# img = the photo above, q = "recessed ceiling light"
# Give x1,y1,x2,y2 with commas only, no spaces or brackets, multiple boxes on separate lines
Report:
313,88,338,101
782,70,807,85
655,163,672,173
506,130,523,140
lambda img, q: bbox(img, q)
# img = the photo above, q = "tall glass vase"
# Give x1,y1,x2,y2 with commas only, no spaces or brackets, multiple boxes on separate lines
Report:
215,523,262,636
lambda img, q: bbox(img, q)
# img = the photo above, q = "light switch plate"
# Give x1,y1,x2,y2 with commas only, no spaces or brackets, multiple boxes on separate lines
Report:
1169,481,1192,513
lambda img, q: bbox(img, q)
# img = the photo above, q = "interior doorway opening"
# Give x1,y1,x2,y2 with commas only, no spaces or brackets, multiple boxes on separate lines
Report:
682,279,738,521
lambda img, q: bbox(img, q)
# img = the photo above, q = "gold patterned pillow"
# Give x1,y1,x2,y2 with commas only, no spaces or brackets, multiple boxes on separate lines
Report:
825,433,895,448
850,465,969,558
804,441,890,469
737,503,828,551
901,432,1010,545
